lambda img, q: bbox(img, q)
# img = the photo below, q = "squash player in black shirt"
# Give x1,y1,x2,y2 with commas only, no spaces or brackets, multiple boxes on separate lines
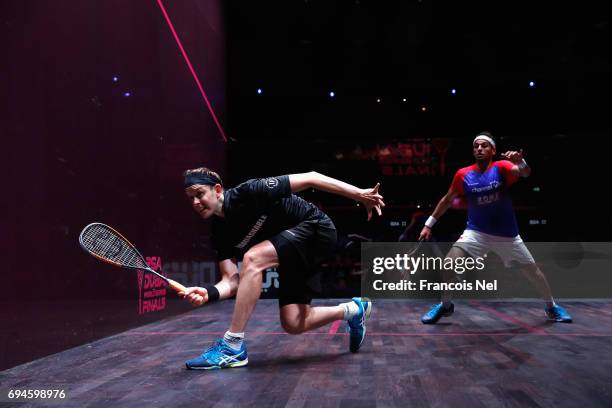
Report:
180,167,385,369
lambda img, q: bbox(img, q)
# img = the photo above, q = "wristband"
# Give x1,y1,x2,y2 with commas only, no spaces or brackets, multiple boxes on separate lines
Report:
203,284,220,302
425,216,437,228
518,159,528,170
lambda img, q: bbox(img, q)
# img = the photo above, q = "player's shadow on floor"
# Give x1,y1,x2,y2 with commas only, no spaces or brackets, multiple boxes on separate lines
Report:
247,351,354,370
540,321,572,327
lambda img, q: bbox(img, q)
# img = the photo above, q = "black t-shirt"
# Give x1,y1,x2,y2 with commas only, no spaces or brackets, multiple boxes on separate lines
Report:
211,175,327,261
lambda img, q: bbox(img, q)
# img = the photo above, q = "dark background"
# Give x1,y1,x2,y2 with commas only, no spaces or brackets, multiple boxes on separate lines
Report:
224,0,611,241
1,0,611,370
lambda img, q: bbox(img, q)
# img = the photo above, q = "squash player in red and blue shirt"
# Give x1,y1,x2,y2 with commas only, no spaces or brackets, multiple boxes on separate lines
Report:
419,132,572,324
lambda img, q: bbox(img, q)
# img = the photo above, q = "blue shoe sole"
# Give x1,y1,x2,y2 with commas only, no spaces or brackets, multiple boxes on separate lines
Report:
186,358,249,370
545,313,572,323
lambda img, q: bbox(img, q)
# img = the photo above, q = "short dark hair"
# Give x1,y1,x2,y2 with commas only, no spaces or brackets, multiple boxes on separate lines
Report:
183,167,223,187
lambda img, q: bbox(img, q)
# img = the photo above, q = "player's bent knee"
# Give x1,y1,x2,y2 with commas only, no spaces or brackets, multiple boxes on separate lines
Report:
242,251,258,268
241,252,266,275
280,306,309,334
241,264,262,280
281,319,305,335
243,247,276,272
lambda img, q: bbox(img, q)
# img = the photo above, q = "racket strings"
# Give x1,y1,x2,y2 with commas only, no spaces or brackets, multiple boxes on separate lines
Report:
80,224,145,268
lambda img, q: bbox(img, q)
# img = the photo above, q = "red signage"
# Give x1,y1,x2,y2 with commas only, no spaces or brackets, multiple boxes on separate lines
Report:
137,256,167,314
378,139,450,177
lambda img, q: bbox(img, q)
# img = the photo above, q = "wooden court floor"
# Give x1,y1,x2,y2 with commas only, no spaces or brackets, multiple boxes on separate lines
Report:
1,299,611,407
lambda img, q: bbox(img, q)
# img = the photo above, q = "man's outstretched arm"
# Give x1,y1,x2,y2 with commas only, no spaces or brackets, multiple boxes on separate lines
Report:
288,171,385,220
180,259,240,307
419,187,459,241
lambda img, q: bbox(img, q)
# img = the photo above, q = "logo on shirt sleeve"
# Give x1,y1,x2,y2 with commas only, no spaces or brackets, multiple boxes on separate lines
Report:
265,177,279,188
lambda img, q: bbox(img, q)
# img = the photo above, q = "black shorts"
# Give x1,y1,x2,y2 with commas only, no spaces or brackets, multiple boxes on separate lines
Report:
268,216,337,307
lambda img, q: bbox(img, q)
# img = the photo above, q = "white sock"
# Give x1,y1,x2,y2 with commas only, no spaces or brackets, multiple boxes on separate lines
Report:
341,301,359,320
223,331,244,351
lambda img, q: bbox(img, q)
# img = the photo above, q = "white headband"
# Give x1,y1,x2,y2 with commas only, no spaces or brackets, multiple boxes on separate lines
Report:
473,135,496,148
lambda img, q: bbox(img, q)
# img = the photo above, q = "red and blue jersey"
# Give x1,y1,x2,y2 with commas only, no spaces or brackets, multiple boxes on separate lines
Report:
451,160,520,237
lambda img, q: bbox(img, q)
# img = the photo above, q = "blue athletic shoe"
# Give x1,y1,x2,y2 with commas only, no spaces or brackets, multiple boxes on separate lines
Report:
348,297,372,353
421,302,454,324
545,304,572,323
185,339,248,370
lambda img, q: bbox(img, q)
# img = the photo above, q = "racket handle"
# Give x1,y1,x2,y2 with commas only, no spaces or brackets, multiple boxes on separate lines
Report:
166,278,188,294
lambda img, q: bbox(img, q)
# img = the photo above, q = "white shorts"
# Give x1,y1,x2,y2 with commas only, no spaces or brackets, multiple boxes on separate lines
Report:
452,229,535,267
